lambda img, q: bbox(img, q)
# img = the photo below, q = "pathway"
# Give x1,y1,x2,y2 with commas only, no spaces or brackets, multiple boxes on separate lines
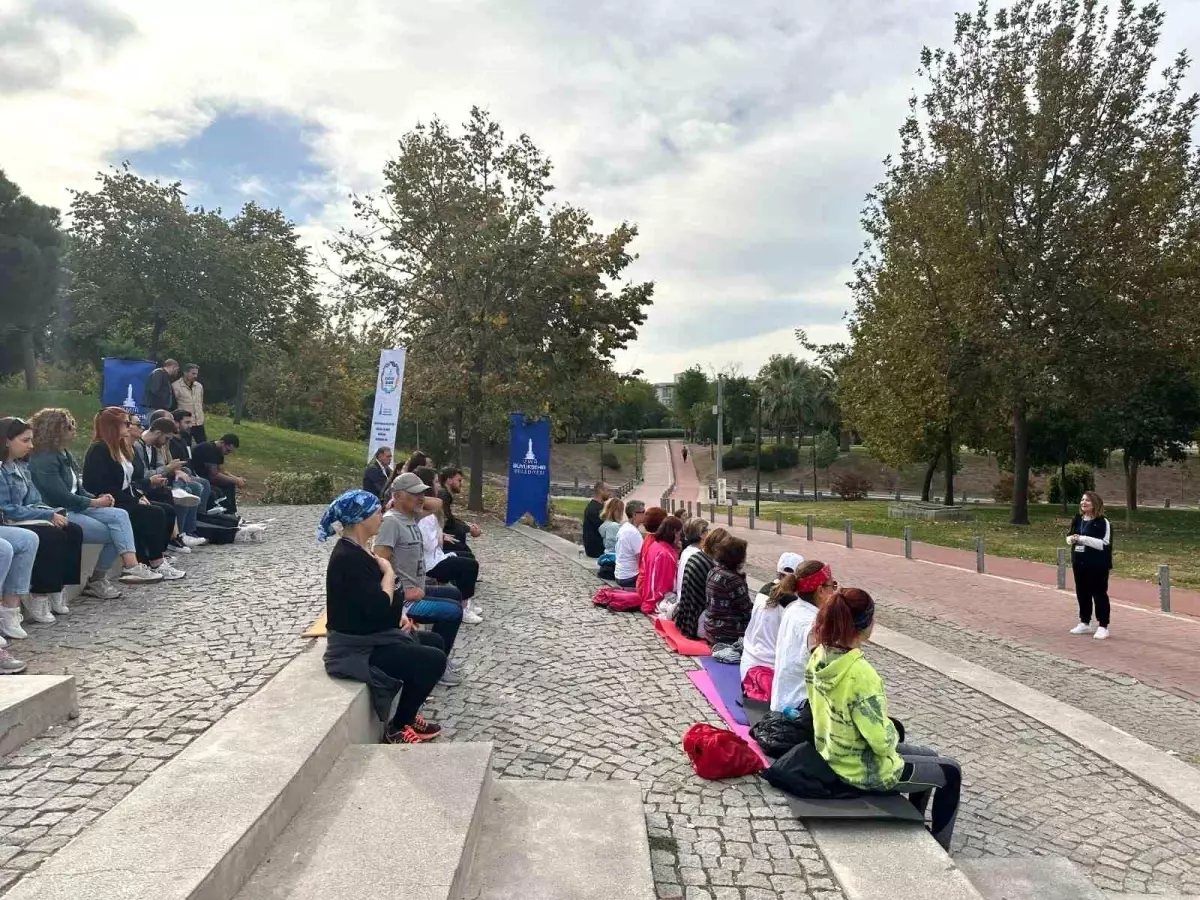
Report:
626,440,675,507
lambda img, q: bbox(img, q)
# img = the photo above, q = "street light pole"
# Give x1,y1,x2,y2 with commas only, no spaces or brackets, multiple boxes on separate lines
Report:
755,395,763,516
599,435,606,484
715,375,725,478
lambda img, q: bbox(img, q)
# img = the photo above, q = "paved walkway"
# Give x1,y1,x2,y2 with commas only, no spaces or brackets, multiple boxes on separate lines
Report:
626,440,675,508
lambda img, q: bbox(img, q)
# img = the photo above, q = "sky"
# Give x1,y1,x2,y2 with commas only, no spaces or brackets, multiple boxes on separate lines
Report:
3,0,1200,384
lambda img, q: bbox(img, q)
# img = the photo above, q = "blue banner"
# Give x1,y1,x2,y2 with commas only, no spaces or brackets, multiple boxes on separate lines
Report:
505,413,551,526
101,358,155,421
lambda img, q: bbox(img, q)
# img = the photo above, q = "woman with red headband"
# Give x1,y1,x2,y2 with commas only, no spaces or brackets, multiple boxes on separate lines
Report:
769,560,838,713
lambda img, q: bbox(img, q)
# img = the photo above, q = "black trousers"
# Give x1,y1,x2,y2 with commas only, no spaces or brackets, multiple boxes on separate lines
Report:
211,481,238,515
1073,563,1111,627
13,522,84,593
117,499,175,563
428,555,479,601
369,631,447,730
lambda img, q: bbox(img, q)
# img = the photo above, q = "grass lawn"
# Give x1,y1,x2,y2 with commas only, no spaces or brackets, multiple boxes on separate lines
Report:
552,497,589,519
701,498,1199,588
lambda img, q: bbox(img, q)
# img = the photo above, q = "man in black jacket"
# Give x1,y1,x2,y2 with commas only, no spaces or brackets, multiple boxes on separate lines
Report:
192,434,245,515
363,447,393,498
581,481,610,559
143,360,179,411
438,467,480,557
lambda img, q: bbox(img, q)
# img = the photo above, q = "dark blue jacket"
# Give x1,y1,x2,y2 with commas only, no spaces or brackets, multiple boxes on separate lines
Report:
1069,515,1112,571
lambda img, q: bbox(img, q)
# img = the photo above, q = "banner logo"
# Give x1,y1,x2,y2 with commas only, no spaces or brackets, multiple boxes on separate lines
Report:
379,360,401,394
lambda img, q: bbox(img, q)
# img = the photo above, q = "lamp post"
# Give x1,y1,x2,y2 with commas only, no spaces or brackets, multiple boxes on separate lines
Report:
755,395,763,516
715,375,725,478
599,435,606,484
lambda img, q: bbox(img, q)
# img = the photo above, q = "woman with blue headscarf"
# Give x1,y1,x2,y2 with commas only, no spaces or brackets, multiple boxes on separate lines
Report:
319,489,446,745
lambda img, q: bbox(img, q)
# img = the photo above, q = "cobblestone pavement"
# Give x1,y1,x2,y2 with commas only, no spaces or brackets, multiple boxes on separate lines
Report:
0,506,326,894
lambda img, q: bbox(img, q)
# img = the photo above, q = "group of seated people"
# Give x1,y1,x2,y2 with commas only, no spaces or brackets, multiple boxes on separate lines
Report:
322,452,486,744
583,490,962,849
0,406,247,675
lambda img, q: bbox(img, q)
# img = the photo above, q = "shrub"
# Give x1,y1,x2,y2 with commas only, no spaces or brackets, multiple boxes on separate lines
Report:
262,471,336,505
721,448,752,470
830,471,872,500
611,437,631,445
756,446,778,472
601,451,622,471
1048,463,1095,505
773,443,800,469
991,473,1043,504
639,428,686,438
814,431,840,468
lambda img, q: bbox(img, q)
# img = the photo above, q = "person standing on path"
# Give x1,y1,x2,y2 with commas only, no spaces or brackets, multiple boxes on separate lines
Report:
1067,491,1113,641
681,445,689,463
171,364,206,444
143,360,179,412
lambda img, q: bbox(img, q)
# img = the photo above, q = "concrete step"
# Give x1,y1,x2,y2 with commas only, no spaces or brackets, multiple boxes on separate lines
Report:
466,780,656,900
0,674,77,758
235,743,493,900
958,856,1104,900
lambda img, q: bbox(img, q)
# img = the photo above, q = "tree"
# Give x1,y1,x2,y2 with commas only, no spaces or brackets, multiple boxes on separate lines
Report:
0,170,62,389
673,367,711,438
332,108,654,511
721,374,759,442
613,378,669,432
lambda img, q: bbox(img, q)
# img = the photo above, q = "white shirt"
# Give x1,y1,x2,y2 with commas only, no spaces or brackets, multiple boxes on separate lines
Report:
740,593,783,681
120,458,134,491
770,598,820,713
418,514,448,571
614,522,643,582
675,545,701,598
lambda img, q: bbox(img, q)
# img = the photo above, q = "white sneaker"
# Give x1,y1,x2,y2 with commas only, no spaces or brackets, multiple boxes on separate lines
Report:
462,609,483,625
153,561,186,580
169,542,192,554
1069,622,1095,635
181,534,208,548
468,600,484,616
1094,627,1110,640
49,591,72,615
0,648,26,675
21,595,56,625
0,606,29,639
121,563,164,584
171,488,200,507
82,578,122,601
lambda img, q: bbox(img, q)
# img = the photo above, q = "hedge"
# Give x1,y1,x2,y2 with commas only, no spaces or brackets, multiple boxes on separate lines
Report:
1048,463,1095,505
639,428,686,438
262,471,337,505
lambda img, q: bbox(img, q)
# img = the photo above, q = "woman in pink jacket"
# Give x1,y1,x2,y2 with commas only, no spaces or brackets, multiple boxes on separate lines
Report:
640,516,684,615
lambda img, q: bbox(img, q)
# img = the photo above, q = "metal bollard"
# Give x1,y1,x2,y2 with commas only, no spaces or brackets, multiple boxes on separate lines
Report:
845,521,853,548
727,504,733,526
1165,498,1171,509
1057,549,1067,589
976,537,985,573
710,503,716,521
805,515,814,541
749,509,756,530
775,510,782,535
904,526,912,559
687,501,693,517
1160,565,1171,612
895,492,901,501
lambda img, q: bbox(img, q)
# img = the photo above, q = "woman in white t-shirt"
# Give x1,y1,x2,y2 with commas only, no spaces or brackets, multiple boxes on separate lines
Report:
739,551,803,701
769,560,838,713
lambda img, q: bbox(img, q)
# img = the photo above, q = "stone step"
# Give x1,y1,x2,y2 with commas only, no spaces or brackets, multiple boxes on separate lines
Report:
234,743,494,900
958,856,1104,900
0,674,77,758
466,780,656,900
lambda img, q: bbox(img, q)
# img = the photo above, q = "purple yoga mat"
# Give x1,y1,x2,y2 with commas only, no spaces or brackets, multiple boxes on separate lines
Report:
698,656,750,726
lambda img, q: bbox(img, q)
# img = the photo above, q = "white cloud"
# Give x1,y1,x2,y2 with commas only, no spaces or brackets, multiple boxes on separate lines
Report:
3,0,1199,382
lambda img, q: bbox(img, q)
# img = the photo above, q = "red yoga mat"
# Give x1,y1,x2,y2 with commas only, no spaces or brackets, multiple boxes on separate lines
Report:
654,618,712,656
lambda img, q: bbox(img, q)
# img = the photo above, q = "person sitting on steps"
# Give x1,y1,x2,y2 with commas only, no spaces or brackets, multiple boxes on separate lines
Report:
638,515,684,616
700,535,753,645
674,517,709,598
438,467,480,557
320,489,445,745
135,418,208,551
374,471,468,671
0,525,39,673
770,560,837,714
674,527,729,640
739,551,805,703
581,481,610,560
191,434,244,516
595,497,625,580
804,587,962,850
412,466,482,622
613,500,646,589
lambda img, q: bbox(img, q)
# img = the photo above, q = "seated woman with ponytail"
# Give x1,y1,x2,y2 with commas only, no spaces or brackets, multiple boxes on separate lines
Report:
739,552,806,703
804,587,962,850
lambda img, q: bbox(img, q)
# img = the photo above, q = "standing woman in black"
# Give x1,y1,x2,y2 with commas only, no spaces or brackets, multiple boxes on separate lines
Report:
1067,491,1112,641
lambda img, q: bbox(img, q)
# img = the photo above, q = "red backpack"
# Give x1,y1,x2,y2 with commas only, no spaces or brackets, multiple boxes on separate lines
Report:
683,724,765,780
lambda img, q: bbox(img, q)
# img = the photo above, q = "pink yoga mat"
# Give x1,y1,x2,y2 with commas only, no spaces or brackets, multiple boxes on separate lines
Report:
688,669,769,767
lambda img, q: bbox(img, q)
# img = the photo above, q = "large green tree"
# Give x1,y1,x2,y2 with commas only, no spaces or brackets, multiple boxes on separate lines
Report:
672,367,711,439
332,108,654,511
0,170,63,389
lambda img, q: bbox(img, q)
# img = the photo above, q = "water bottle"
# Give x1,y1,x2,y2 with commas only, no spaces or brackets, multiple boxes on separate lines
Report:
783,706,800,720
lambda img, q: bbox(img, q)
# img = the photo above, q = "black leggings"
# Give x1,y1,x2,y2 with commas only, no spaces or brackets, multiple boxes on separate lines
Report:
369,631,447,730
14,522,84,593
118,500,175,563
428,555,479,601
1073,564,1111,628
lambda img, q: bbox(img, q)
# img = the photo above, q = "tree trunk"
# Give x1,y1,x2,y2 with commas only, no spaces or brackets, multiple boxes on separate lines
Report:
466,372,485,513
839,429,851,453
453,406,464,466
942,428,955,506
149,316,165,362
1123,452,1139,513
921,449,941,502
233,364,247,425
20,330,37,390
1010,399,1031,525
1060,459,1068,514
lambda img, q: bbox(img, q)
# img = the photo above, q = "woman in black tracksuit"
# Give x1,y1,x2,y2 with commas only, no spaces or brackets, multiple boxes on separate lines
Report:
1067,490,1113,641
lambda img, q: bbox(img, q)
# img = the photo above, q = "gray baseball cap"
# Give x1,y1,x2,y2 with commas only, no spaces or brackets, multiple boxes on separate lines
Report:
388,472,428,495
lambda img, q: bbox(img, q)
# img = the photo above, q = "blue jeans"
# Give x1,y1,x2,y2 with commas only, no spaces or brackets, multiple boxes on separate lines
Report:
405,585,463,655
0,525,39,596
67,507,136,573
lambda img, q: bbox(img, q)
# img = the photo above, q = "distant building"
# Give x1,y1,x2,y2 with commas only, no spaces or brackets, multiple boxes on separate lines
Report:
654,381,676,407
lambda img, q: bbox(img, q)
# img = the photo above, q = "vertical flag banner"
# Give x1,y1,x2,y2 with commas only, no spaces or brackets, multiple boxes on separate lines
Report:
101,358,155,420
368,348,407,461
505,413,551,526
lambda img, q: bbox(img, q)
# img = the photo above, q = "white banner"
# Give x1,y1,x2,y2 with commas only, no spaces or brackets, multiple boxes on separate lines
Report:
368,348,406,462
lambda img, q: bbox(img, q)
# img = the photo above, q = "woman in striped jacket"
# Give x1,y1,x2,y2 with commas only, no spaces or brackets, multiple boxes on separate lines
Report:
673,528,729,639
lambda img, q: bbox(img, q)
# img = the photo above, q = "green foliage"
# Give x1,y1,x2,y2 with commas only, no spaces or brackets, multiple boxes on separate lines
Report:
830,472,872,500
991,474,1042,505
262,472,337,505
601,451,621,471
1048,464,1096,506
814,432,840,468
721,448,752,470
673,368,712,436
638,428,685,438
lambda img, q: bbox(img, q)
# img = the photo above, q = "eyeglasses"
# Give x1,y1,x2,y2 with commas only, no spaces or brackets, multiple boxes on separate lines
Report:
825,579,839,589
